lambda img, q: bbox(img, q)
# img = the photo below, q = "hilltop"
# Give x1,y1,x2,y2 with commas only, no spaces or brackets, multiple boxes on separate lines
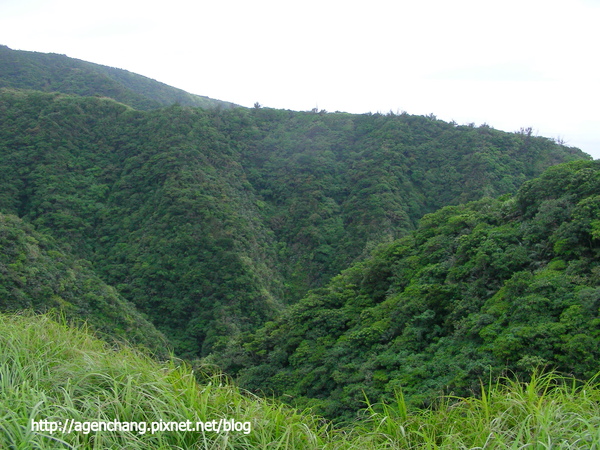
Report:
0,45,238,110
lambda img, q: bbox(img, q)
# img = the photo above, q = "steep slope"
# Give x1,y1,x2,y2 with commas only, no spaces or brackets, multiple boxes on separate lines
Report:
234,108,587,296
0,213,167,354
228,160,600,421
0,91,283,357
0,45,237,110
0,89,589,359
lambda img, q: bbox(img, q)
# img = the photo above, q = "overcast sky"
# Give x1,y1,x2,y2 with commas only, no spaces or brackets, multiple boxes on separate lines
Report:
1,0,599,158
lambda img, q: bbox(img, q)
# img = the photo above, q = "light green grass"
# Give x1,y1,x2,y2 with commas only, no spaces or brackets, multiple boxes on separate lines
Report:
357,372,600,449
0,312,338,449
1,312,599,449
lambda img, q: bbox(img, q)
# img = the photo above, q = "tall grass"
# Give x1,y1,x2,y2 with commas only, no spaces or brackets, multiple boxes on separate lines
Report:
0,312,339,449
1,312,599,449
358,371,600,449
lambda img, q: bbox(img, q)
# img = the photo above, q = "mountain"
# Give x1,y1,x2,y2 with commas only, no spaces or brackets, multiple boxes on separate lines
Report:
224,160,600,421
0,87,589,359
0,90,283,357
237,108,587,296
0,45,238,110
1,46,599,441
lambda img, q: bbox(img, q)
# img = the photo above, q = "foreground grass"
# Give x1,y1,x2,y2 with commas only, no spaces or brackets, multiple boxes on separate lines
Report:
357,372,600,449
1,313,599,449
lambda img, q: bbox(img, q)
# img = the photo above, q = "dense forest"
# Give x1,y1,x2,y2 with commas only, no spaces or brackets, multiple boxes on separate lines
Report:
1,48,599,445
0,86,587,358
223,160,600,421
0,212,167,354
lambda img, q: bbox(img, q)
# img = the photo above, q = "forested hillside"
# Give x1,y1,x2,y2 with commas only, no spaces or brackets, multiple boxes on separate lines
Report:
237,108,586,294
225,160,600,421
0,45,237,110
2,42,600,449
0,86,588,358
0,212,167,354
0,90,283,357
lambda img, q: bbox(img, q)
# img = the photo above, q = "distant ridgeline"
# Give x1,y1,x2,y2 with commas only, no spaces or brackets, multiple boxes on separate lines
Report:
0,47,590,361
0,45,238,110
224,160,600,421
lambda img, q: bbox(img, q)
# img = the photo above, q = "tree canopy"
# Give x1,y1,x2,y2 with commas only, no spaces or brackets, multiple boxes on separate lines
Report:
224,160,600,421
0,88,589,359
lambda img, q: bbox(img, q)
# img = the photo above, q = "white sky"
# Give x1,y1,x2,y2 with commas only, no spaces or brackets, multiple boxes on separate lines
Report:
1,0,599,158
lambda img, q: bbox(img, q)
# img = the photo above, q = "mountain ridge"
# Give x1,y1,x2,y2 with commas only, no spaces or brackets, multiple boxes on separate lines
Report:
0,48,592,365
0,88,588,359
223,159,600,421
0,45,238,110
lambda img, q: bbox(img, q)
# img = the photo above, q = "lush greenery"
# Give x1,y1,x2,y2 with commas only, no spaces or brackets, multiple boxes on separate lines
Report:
2,312,599,449
0,90,284,357
1,49,599,442
226,160,600,421
0,212,167,354
237,108,586,294
0,45,237,110
0,88,587,358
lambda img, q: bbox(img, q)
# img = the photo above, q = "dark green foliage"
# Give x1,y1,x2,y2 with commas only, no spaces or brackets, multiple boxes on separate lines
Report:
0,91,283,358
2,49,598,434
0,88,588,361
229,161,600,422
234,109,586,297
0,213,167,354
0,45,237,110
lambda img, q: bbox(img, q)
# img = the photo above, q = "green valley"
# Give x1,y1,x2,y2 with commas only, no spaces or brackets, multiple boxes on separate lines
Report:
0,212,167,354
0,86,586,358
227,160,600,421
0,46,598,448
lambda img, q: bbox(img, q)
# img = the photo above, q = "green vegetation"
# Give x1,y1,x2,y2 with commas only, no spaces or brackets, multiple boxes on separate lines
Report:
1,49,599,445
1,313,599,449
0,212,167,354
228,160,600,421
0,45,238,110
237,109,586,295
357,371,600,448
0,87,587,358
0,90,284,357
0,313,332,449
